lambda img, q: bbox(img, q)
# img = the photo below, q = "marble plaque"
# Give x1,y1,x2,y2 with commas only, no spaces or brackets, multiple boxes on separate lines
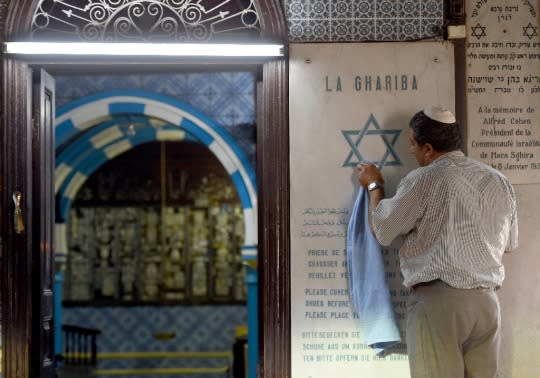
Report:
466,0,540,183
290,42,455,378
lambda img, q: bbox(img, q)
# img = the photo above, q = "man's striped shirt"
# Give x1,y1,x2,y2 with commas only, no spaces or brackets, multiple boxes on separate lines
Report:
373,151,518,289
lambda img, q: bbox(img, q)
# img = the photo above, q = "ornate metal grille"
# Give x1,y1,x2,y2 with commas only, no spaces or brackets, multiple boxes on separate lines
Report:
32,0,260,42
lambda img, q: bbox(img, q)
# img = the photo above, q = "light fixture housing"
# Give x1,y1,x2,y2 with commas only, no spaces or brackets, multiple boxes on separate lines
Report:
3,42,284,57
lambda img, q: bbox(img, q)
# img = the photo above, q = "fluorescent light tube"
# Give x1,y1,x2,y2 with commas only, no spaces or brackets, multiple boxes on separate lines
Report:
4,42,284,57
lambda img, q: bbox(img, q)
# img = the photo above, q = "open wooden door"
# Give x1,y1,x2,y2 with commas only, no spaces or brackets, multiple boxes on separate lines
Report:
31,68,56,377
1,62,56,378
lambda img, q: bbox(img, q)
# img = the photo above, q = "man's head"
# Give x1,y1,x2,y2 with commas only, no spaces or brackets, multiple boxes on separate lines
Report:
408,106,461,166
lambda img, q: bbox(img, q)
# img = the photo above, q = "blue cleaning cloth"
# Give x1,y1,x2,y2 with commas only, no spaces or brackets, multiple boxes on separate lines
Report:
347,187,401,357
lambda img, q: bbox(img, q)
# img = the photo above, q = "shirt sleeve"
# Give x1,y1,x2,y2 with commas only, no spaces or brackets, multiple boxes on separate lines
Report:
372,172,425,246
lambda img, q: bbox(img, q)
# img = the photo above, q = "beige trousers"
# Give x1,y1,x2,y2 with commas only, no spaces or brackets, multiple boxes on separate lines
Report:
406,280,500,378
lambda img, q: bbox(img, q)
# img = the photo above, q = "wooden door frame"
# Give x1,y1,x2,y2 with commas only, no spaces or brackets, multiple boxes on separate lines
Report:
1,55,35,378
0,1,291,377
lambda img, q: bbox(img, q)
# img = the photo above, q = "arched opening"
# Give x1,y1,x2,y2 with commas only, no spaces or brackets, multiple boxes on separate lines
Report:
54,90,257,255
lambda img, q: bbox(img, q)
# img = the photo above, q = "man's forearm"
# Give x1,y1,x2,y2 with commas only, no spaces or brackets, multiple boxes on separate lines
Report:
368,187,384,236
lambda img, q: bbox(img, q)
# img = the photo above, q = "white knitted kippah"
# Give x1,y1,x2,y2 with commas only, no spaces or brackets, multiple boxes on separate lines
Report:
423,106,456,124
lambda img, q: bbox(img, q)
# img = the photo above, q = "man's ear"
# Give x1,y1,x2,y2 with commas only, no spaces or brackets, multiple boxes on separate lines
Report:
424,143,435,158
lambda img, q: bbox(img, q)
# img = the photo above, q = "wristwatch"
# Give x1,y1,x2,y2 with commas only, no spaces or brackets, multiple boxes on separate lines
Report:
367,182,383,192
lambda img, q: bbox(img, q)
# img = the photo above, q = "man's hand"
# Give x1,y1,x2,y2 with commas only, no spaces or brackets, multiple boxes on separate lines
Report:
357,163,385,237
357,163,384,188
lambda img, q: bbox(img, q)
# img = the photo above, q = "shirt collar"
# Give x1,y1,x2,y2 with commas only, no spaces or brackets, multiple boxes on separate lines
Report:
431,150,464,165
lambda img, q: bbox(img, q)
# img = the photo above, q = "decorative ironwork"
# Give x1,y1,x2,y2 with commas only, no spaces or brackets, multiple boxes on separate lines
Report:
32,0,260,42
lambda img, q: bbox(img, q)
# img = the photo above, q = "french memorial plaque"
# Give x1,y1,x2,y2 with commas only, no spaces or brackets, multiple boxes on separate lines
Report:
466,0,540,183
289,42,455,377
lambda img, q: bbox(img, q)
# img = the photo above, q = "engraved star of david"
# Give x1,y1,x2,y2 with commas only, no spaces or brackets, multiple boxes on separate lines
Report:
522,22,538,40
342,113,402,168
471,23,487,40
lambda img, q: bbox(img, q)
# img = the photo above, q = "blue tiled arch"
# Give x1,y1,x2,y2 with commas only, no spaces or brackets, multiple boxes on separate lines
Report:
54,90,257,260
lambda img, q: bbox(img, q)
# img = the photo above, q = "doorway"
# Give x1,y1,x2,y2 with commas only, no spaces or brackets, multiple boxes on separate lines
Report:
54,82,257,376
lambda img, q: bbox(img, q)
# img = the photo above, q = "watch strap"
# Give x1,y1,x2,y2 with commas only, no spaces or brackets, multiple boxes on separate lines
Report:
367,182,383,192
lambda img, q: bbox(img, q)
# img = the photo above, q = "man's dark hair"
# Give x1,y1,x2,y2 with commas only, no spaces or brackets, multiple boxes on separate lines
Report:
409,110,462,152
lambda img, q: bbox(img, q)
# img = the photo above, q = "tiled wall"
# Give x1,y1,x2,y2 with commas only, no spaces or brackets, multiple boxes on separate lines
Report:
55,72,257,168
63,306,244,377
285,0,444,41
63,305,246,352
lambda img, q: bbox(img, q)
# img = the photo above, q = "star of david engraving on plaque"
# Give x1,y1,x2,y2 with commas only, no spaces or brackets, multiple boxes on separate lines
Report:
342,113,402,168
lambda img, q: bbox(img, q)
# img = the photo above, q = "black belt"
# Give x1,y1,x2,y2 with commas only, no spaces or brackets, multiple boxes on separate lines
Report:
412,279,497,291
412,279,443,289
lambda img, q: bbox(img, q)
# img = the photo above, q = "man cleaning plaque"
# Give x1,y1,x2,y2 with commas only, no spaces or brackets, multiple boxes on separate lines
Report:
357,106,518,377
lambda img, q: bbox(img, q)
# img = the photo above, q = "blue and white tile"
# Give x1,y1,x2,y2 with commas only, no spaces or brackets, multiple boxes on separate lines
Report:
284,0,444,42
